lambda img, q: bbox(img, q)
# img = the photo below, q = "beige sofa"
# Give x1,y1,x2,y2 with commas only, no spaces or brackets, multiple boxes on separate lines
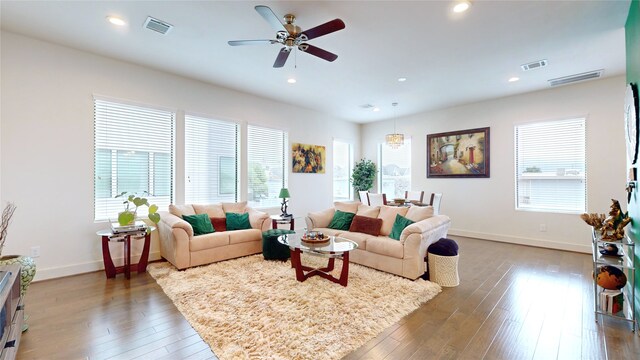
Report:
305,201,451,279
157,202,270,269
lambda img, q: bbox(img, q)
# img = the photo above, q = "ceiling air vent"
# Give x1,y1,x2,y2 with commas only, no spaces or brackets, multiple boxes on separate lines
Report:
548,69,604,87
144,16,173,35
521,59,548,71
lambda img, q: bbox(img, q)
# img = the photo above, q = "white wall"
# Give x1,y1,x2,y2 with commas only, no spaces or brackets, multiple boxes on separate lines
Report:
362,76,627,253
0,31,359,280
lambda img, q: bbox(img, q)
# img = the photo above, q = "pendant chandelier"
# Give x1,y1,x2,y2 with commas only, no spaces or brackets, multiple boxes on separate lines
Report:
385,102,404,149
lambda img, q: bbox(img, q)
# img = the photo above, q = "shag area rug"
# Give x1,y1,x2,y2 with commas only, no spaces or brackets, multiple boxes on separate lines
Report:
148,254,441,360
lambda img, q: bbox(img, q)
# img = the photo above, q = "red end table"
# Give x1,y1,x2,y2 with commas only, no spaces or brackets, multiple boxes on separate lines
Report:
271,215,295,230
97,226,154,279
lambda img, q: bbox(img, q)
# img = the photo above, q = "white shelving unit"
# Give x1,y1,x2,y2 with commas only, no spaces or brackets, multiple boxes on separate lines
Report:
592,228,637,331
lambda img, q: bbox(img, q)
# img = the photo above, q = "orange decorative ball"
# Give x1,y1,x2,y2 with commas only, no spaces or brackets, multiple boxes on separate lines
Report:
596,265,627,290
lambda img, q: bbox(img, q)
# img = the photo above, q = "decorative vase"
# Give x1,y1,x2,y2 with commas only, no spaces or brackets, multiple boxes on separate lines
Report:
0,255,36,332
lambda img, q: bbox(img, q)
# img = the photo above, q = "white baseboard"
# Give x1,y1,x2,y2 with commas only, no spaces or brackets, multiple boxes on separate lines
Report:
448,228,591,254
32,251,163,282
31,230,591,281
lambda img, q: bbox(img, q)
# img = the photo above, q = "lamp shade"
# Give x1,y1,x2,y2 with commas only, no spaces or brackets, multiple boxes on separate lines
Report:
279,188,291,198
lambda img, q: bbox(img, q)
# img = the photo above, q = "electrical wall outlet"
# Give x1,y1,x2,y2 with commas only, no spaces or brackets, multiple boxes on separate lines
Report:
539,224,547,232
30,246,41,258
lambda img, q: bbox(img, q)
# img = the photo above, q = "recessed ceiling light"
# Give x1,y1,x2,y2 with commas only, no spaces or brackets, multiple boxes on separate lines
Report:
398,77,407,82
106,16,126,26
508,77,520,82
373,107,380,112
453,1,471,13
287,78,296,84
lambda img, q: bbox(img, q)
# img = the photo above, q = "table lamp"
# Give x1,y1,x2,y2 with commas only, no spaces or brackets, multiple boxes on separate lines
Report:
279,188,291,217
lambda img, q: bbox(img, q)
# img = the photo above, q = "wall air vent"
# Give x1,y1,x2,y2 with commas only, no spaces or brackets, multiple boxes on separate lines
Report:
144,16,173,35
548,69,604,87
521,59,548,71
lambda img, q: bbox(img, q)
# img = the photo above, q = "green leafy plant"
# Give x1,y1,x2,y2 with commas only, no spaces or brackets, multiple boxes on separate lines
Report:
115,191,160,225
350,158,377,200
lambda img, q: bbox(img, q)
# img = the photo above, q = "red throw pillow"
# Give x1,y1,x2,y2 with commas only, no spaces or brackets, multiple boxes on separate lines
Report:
349,215,383,236
210,217,227,232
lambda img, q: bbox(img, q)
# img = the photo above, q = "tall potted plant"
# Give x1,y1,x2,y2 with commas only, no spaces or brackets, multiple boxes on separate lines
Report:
350,158,377,201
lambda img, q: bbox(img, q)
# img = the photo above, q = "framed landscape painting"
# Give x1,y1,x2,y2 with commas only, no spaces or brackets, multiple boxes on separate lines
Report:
292,143,325,173
427,127,490,178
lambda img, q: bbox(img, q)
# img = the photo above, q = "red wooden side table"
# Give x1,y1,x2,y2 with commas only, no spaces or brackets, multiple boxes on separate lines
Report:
270,215,295,230
97,226,154,279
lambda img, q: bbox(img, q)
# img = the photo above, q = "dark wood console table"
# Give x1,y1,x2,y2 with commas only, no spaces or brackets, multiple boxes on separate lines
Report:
0,264,23,360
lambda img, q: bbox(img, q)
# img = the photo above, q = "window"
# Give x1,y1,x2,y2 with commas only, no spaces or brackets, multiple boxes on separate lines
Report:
185,114,239,204
379,138,411,198
94,98,175,221
515,117,586,213
247,125,288,208
333,140,353,201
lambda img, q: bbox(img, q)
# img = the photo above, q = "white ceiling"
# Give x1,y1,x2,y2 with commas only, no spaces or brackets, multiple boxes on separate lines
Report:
0,1,630,123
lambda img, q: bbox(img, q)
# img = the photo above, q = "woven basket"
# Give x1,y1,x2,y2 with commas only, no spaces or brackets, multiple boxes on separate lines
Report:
428,253,460,287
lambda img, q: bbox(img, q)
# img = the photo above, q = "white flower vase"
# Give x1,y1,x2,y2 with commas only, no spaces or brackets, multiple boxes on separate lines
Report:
0,255,36,331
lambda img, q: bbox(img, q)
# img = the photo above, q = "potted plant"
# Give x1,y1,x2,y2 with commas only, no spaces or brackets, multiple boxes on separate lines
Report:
350,158,377,201
115,191,161,226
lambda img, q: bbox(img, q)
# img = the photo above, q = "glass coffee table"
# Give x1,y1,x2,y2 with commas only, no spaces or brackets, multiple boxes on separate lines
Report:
278,232,358,287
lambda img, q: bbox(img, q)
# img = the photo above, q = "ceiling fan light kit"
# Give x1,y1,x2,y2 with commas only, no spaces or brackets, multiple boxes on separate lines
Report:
228,5,345,68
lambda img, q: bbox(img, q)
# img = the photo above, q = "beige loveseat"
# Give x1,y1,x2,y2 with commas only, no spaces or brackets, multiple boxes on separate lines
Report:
305,201,451,279
157,202,270,269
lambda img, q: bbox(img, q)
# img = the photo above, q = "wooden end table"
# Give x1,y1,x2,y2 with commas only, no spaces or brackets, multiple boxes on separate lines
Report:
271,214,295,230
97,226,155,279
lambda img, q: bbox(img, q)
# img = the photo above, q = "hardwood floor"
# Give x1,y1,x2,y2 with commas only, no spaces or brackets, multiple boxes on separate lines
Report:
17,236,640,359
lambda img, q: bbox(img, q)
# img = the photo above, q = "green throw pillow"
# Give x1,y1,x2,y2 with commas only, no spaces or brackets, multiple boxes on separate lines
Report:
226,212,252,231
327,210,356,231
389,214,415,240
182,214,215,236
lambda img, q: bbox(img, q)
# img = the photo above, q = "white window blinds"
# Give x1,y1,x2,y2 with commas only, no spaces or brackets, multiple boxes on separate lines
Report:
185,114,239,204
515,117,586,213
379,138,412,198
333,140,353,201
247,125,288,208
94,98,175,221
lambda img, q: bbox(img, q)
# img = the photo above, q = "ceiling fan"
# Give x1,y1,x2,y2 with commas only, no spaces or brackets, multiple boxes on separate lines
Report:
228,5,345,68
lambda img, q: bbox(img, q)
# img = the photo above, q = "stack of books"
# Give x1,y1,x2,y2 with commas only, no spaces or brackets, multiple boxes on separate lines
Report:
110,221,148,240
599,289,624,314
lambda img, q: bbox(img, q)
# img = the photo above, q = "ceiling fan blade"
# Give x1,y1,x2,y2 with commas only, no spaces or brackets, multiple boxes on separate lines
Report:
255,5,287,32
301,19,345,40
299,44,338,62
228,40,278,46
273,48,291,68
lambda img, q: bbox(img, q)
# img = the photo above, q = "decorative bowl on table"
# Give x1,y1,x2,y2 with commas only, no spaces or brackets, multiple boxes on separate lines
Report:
599,243,622,257
302,231,329,244
393,198,406,204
